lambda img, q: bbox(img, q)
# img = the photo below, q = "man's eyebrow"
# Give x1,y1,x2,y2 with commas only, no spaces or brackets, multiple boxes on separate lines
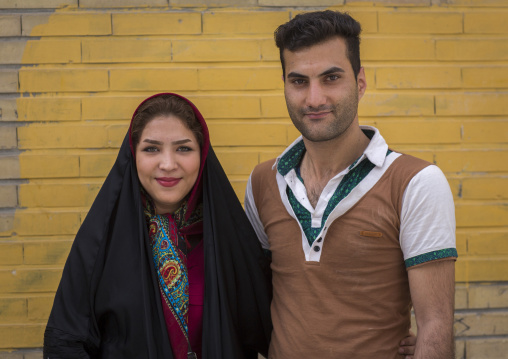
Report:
287,71,308,79
287,66,346,79
319,66,345,77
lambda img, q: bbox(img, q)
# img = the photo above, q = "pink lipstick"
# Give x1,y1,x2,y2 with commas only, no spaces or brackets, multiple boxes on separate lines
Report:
156,177,181,187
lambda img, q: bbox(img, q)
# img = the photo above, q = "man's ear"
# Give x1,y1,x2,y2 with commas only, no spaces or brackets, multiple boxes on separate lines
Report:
357,67,367,100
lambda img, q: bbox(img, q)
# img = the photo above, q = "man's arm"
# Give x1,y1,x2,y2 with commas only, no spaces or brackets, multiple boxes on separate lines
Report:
408,260,455,359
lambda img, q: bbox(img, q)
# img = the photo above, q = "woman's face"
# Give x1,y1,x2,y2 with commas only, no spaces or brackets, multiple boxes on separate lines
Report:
135,115,201,214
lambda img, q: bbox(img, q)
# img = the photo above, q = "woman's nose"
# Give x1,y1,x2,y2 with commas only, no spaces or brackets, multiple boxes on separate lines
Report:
159,153,178,171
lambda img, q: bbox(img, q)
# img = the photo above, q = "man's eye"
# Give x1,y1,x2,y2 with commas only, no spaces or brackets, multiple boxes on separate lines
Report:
327,75,340,81
292,79,306,85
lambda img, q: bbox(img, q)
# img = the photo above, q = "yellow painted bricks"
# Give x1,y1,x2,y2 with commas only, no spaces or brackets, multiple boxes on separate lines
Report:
0,1,507,354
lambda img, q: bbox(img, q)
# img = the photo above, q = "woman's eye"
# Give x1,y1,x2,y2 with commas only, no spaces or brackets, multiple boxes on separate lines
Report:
177,146,193,152
142,146,159,153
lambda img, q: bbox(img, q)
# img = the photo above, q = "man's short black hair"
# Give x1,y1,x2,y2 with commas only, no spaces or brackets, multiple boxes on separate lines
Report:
274,10,362,79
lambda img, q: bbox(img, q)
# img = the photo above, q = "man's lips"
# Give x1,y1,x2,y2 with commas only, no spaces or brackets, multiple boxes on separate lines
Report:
156,177,181,187
304,111,331,120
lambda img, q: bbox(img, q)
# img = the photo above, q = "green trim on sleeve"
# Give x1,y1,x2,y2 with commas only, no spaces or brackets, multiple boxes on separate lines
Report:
405,248,458,268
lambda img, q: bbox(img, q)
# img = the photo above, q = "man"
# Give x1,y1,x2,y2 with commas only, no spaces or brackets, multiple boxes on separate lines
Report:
245,11,456,358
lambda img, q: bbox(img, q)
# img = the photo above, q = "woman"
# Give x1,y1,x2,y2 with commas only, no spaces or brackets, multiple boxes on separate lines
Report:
43,93,416,359
43,93,272,359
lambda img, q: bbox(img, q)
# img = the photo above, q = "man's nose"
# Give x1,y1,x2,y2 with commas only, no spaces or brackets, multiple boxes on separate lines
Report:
306,82,327,109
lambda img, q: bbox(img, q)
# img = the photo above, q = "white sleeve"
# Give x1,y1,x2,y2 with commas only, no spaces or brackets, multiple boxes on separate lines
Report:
244,173,270,250
400,165,456,267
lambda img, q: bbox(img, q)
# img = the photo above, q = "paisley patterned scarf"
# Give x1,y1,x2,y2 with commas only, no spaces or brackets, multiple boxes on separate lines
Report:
143,194,203,359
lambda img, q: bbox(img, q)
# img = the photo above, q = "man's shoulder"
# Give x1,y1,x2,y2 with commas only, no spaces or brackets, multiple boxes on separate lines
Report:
252,158,277,177
390,151,433,174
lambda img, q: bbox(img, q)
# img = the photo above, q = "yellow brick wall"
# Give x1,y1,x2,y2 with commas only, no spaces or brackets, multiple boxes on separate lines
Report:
0,0,507,356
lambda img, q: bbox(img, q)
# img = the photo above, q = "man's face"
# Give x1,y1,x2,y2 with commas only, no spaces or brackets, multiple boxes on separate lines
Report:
283,36,366,142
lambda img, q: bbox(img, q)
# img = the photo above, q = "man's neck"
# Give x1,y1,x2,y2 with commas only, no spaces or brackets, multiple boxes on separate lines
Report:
301,124,370,182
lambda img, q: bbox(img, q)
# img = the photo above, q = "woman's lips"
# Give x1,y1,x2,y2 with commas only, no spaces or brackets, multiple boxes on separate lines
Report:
156,177,181,187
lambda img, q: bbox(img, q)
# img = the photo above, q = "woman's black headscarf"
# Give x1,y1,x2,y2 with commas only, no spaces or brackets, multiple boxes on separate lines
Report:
43,93,272,359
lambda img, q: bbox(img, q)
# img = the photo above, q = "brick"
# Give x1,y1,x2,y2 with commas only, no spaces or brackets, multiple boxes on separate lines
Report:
344,0,430,4
455,310,508,336
445,0,508,6
14,210,81,236
191,95,261,119
447,178,461,201
24,240,73,265
455,203,508,228
463,120,508,143
25,351,43,359
436,93,508,116
468,231,508,255
375,120,461,144
80,153,117,177
27,295,54,321
260,39,280,62
22,39,81,64
199,67,283,91
0,126,17,149
462,177,508,200
110,68,198,92
467,338,508,359
82,39,172,63
347,11,377,34
19,182,102,208
0,0,76,8
0,99,18,122
80,0,167,7
203,11,289,34
22,13,111,36
379,12,462,34
465,12,508,34
16,97,81,122
0,243,23,266
437,39,508,61
360,93,435,117
215,151,259,176
0,41,25,64
0,156,20,180
0,15,20,36
172,0,256,5
261,95,288,118
463,66,508,89
82,96,142,120
229,178,247,202
0,185,17,208
455,340,465,359
173,40,261,62
19,154,79,179
362,37,435,61
18,125,108,149
210,122,287,147
455,284,468,310
0,213,15,236
0,268,62,293
260,0,340,5
113,12,201,35
455,230,467,256
469,283,508,309
107,124,129,148
19,69,109,92
0,351,23,358
376,67,461,89
435,150,508,173
259,149,285,163
0,70,18,93
0,297,26,323
0,324,45,348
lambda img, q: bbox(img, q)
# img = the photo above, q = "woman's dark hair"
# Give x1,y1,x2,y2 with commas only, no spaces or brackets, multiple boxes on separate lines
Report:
274,10,362,79
131,94,203,151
